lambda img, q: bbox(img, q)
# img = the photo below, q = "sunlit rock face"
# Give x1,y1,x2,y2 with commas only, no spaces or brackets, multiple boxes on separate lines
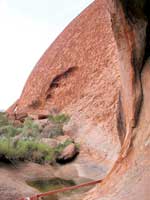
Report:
8,0,122,163
7,0,150,199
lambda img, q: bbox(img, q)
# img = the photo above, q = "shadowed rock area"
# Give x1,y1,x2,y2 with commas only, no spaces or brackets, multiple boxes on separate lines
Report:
7,0,150,200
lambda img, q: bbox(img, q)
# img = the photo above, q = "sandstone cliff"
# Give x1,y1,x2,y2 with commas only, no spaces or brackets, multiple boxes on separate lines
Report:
7,0,150,200
8,0,122,163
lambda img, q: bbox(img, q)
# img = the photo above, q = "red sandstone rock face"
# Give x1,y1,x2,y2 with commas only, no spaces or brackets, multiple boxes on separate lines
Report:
7,0,150,199
84,58,150,200
8,0,122,162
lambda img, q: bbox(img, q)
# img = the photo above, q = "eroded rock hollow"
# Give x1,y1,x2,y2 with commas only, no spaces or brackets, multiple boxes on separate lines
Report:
7,0,150,199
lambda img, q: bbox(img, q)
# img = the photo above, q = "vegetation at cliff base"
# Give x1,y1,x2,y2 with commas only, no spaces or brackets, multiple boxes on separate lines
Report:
0,112,76,164
0,138,54,164
0,113,54,164
47,113,70,137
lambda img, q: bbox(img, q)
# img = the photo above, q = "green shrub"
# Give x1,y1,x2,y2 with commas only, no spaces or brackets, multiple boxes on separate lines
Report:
46,125,64,138
0,113,21,138
47,114,70,138
0,114,54,164
0,125,21,137
0,115,41,142
48,114,70,124
0,112,79,165
0,112,10,127
21,117,41,139
0,138,55,164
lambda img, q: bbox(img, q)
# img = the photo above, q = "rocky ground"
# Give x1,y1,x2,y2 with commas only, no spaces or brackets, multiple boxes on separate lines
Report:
0,115,114,200
0,146,111,200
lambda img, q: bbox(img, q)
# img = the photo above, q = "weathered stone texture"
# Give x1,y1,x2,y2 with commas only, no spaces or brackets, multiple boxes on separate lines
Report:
9,0,121,161
7,0,150,200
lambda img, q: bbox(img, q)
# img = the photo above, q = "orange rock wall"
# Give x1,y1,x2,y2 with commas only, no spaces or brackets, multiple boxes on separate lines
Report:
9,0,123,161
7,0,150,199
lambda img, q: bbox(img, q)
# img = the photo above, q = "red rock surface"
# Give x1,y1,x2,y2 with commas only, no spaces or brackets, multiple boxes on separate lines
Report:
8,0,122,162
7,0,150,200
83,58,150,200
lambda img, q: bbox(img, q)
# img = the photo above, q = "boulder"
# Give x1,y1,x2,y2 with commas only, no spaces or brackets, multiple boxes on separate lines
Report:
56,143,79,162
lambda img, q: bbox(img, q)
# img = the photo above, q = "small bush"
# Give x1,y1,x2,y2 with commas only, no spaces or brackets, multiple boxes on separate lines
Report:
0,138,55,164
0,113,79,165
45,125,64,138
48,114,70,124
0,114,54,164
0,125,21,137
0,112,21,137
0,112,9,127
47,114,70,138
21,117,41,139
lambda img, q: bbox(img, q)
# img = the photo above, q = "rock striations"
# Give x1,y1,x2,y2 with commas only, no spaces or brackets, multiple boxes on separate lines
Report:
7,0,150,200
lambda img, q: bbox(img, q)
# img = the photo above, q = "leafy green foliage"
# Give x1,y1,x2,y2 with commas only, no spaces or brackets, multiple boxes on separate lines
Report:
0,115,40,139
0,138,54,164
0,112,77,165
0,114,54,164
0,112,20,137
